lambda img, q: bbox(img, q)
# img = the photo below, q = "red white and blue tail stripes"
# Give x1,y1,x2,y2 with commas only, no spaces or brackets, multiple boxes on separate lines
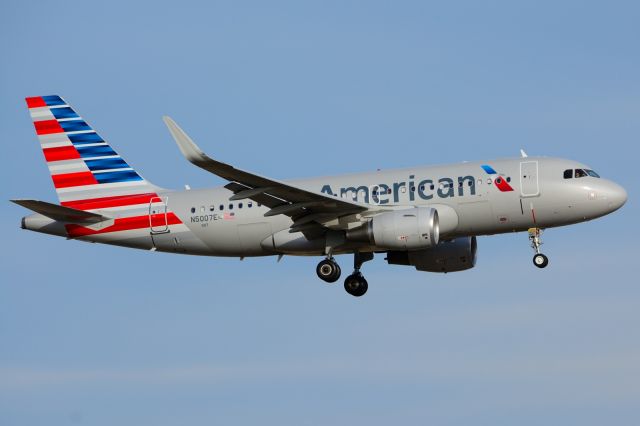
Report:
26,95,185,239
26,95,156,204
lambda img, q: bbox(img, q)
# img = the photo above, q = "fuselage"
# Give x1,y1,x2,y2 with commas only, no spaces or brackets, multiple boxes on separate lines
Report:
23,156,627,257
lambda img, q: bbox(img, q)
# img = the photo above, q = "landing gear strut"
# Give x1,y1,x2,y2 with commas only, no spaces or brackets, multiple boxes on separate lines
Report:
528,228,549,268
316,258,341,283
344,252,373,297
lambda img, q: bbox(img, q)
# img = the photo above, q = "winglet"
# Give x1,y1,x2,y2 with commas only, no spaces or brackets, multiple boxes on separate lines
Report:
162,116,210,165
520,149,528,158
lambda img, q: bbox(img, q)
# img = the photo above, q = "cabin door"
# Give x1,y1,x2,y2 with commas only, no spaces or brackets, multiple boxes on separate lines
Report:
520,161,540,197
149,196,169,234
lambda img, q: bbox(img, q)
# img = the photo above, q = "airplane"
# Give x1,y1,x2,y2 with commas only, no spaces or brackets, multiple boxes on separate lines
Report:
13,95,627,297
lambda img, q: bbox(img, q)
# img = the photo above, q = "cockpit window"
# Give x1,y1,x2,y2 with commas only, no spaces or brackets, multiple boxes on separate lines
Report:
575,169,588,178
563,169,573,179
585,169,600,178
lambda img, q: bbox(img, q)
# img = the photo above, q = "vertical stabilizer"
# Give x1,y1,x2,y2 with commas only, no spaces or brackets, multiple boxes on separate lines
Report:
25,95,160,207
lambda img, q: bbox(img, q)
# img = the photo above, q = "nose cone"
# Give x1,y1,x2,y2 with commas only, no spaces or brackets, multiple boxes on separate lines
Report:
605,181,627,213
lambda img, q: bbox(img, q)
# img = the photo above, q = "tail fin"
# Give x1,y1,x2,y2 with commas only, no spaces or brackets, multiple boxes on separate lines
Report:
25,95,160,206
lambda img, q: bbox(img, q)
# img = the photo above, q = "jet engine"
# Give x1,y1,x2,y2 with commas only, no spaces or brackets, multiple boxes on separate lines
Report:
347,207,439,250
386,236,477,273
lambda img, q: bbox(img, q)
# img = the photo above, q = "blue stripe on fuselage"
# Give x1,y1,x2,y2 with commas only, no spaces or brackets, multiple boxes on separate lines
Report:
481,165,497,174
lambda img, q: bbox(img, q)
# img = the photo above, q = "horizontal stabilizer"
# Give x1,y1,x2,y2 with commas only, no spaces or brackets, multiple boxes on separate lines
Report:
11,199,111,224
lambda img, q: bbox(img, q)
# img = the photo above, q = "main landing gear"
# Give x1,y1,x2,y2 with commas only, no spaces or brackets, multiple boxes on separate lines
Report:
315,252,374,297
316,257,341,283
528,228,549,268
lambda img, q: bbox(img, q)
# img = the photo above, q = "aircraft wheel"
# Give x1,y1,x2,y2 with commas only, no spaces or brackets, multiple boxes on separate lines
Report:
344,273,368,297
533,253,549,268
316,259,341,283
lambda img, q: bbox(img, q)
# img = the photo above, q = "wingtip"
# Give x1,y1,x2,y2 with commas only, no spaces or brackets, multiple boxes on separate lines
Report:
162,115,206,161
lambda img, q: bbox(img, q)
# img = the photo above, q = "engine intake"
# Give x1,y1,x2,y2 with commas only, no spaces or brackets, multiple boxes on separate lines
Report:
347,207,439,250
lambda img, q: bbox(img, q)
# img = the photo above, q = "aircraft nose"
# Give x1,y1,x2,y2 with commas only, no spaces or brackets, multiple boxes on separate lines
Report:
604,181,627,212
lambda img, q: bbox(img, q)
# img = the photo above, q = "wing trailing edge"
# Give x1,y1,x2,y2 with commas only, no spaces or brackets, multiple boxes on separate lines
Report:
162,116,369,224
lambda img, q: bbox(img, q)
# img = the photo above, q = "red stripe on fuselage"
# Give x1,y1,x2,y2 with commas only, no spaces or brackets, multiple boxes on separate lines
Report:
61,193,160,210
52,171,98,188
65,212,182,238
43,145,80,162
26,96,47,108
34,119,64,135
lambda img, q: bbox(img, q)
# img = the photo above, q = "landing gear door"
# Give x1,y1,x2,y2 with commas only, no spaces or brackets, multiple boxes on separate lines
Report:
520,161,539,197
149,196,169,234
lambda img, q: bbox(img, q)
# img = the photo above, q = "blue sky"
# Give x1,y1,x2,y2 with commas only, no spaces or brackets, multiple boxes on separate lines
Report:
1,1,639,425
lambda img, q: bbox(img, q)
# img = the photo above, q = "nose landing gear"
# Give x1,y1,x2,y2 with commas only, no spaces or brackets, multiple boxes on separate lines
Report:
528,228,549,268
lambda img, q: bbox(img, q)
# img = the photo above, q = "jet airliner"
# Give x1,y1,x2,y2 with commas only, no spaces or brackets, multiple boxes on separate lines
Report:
13,96,628,296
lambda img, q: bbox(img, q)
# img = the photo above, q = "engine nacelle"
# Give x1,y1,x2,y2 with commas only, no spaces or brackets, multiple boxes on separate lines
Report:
386,236,477,273
347,207,439,250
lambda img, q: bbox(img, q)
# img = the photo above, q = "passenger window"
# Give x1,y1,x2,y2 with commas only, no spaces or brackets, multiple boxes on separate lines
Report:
563,169,573,179
200,206,205,213
229,204,234,210
248,202,253,208
190,207,196,213
239,202,243,209
506,177,511,182
209,205,215,211
219,204,224,211
575,169,587,178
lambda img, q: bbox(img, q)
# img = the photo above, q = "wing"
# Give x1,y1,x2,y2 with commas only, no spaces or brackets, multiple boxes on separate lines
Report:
163,117,373,231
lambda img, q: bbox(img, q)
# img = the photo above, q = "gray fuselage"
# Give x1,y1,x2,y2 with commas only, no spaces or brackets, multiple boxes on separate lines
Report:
117,156,626,257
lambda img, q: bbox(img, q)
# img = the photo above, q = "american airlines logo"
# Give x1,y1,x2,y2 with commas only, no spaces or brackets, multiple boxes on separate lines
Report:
321,166,513,205
320,174,478,205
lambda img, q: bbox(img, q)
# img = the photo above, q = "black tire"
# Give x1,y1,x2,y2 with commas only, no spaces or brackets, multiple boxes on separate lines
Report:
333,263,342,282
533,253,549,268
316,259,341,283
344,273,368,297
354,277,368,297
